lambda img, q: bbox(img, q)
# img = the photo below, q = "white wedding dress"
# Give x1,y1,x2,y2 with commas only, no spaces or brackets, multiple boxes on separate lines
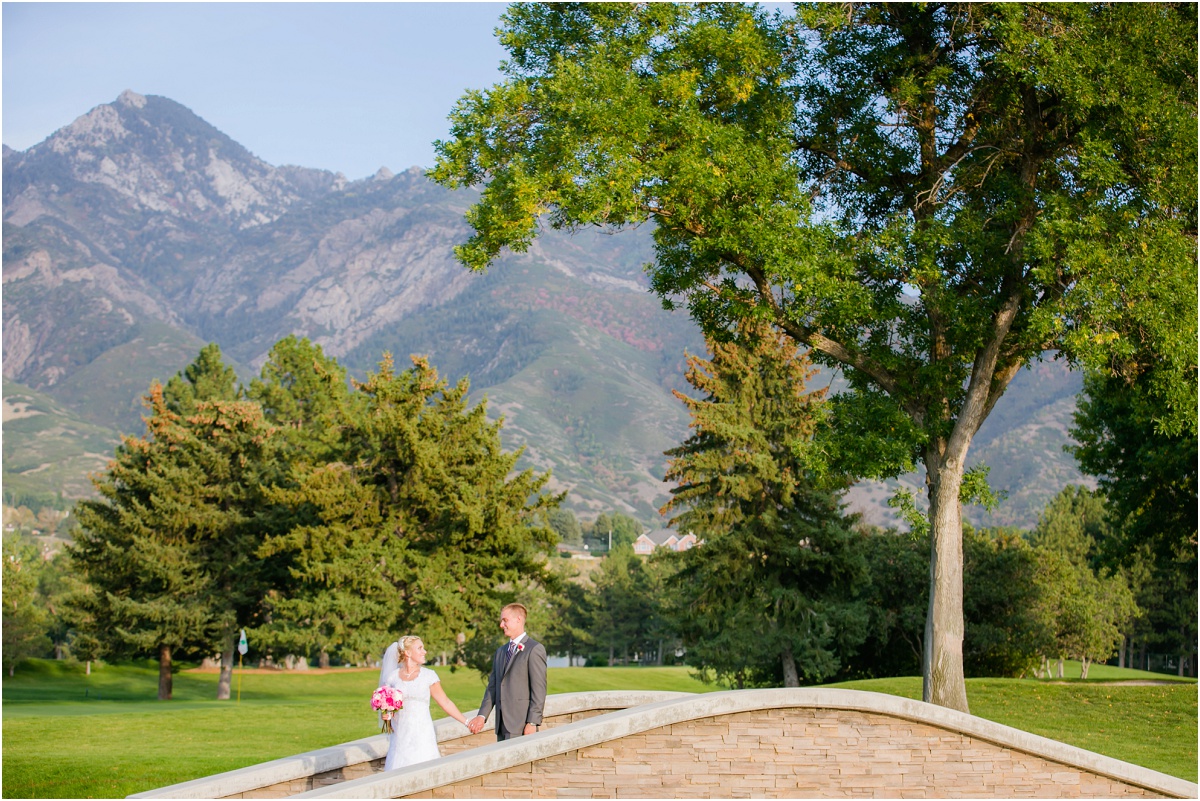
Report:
380,664,442,771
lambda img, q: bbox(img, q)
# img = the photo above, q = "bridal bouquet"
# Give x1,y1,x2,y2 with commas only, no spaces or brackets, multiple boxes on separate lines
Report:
371,686,404,734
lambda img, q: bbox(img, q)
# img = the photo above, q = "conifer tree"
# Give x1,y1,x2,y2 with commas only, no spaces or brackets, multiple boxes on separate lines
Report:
69,385,277,699
247,335,350,467
163,342,239,414
258,355,559,664
662,323,867,687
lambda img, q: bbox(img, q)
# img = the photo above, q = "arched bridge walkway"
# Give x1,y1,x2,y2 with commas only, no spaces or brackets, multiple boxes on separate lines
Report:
131,689,1197,799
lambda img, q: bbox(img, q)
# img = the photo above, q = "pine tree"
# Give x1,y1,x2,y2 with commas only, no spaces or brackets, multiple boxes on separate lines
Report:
258,354,560,664
246,335,350,467
662,323,867,687
163,342,238,414
69,384,278,699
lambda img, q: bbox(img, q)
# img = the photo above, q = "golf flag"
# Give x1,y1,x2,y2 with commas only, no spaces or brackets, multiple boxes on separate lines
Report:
238,629,248,656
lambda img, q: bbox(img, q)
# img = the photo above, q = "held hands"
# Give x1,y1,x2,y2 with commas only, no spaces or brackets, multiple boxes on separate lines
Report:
467,715,486,734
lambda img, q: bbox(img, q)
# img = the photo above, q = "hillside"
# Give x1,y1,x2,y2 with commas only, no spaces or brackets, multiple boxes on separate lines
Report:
2,91,1093,527
2,378,120,508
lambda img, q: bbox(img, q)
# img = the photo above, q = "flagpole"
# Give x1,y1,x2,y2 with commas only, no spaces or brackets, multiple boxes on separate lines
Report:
237,629,248,704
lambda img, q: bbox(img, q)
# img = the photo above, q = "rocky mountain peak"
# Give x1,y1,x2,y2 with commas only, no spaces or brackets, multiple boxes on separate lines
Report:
5,92,343,231
117,89,148,109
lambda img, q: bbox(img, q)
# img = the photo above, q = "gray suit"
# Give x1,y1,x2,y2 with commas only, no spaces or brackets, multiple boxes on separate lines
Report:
477,635,547,741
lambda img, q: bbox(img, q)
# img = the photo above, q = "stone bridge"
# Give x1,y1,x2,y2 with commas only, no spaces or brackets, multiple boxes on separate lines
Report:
130,689,1196,799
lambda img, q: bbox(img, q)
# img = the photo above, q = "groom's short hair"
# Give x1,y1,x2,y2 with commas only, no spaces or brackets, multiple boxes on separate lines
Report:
502,602,527,621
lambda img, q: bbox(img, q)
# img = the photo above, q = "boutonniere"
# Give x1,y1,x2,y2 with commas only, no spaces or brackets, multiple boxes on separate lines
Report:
516,643,526,653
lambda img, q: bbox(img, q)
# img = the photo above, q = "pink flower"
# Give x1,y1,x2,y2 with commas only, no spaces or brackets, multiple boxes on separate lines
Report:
371,685,404,733
516,643,525,653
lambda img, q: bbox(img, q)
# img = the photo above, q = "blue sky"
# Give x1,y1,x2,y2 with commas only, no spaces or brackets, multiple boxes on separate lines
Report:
3,2,510,179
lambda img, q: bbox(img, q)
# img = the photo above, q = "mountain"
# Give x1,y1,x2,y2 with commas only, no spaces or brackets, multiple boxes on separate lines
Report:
2,377,120,508
2,91,1093,527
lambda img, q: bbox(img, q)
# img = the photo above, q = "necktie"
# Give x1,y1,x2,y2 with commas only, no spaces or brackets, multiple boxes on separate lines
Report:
501,641,516,673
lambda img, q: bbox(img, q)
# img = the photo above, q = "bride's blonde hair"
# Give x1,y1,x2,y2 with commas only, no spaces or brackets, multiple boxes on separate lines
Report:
397,635,423,661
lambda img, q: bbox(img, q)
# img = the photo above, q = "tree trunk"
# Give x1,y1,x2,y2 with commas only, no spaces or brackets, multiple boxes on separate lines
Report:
216,632,236,700
781,645,800,688
1119,636,1126,669
922,455,970,713
319,650,330,669
656,639,664,666
1080,657,1090,679
1057,658,1064,678
86,660,91,676
158,644,173,700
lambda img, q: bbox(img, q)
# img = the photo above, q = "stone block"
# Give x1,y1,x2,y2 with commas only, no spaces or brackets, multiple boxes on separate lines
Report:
579,747,614,759
612,763,652,775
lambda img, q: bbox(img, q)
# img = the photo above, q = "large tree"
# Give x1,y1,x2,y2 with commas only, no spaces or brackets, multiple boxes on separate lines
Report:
257,355,560,665
246,335,351,468
431,3,1196,710
69,385,277,699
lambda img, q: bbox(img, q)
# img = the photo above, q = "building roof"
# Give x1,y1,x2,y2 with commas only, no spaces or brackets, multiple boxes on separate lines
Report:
642,529,682,546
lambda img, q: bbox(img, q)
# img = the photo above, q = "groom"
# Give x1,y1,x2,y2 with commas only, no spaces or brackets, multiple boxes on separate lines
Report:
467,603,547,741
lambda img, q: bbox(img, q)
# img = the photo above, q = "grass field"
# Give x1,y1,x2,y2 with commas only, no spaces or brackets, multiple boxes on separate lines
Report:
2,659,1194,798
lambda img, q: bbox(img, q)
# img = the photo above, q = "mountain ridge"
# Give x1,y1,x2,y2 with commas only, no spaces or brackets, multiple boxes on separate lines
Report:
2,92,1092,528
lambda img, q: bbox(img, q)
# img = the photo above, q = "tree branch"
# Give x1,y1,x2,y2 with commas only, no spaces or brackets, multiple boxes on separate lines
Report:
946,288,1024,463
727,255,920,420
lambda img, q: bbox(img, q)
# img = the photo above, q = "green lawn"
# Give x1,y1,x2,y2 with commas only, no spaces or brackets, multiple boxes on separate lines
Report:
2,659,1194,798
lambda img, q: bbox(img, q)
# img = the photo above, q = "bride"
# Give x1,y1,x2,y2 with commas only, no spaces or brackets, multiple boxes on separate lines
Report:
378,635,470,770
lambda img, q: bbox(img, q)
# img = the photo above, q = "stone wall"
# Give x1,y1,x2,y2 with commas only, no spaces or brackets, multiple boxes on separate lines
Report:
224,708,625,798
135,689,1196,801
398,708,1160,799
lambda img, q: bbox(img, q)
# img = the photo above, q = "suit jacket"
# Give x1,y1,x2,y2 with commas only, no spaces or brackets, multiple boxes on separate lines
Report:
477,635,547,740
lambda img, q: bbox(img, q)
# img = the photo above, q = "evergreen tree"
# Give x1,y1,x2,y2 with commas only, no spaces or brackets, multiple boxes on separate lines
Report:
258,354,560,665
163,342,239,414
662,323,867,687
542,567,594,666
845,528,923,680
69,384,278,699
246,335,351,467
961,527,1051,678
589,545,653,665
